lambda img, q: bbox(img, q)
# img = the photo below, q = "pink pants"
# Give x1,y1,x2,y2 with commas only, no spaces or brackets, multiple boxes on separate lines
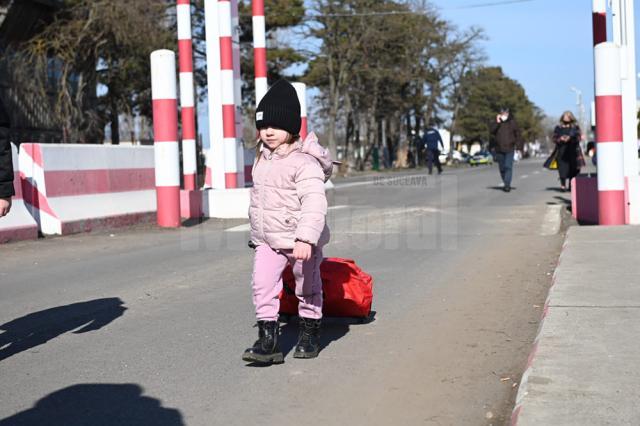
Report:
252,244,323,321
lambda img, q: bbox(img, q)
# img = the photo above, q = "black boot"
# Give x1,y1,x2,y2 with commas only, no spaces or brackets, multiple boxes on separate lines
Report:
242,320,284,364
293,317,321,359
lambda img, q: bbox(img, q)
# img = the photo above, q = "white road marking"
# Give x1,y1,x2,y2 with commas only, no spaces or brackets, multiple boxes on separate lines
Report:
225,223,250,232
332,180,375,189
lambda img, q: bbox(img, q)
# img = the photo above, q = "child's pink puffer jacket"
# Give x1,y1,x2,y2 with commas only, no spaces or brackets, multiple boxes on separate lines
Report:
249,132,333,250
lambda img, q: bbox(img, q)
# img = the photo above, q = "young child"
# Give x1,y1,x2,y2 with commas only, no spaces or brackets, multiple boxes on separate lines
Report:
242,79,333,365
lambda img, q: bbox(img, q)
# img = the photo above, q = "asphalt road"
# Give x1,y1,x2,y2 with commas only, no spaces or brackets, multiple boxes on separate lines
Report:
0,159,568,426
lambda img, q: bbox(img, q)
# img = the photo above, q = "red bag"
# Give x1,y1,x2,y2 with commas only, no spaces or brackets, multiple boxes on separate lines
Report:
279,258,373,319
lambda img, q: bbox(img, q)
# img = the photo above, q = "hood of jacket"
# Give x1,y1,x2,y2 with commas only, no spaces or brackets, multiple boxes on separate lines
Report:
299,132,335,183
261,132,334,182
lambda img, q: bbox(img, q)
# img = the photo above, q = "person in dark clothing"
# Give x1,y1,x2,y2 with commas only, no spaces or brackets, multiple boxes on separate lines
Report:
422,126,444,175
0,100,14,217
489,108,523,192
552,111,583,192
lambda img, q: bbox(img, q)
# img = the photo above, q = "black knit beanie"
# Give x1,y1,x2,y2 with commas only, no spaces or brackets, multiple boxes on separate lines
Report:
255,79,301,135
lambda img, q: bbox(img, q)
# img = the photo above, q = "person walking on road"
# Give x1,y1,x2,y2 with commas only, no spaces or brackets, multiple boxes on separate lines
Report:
552,111,584,192
422,125,444,175
0,103,14,218
489,108,523,192
243,79,334,365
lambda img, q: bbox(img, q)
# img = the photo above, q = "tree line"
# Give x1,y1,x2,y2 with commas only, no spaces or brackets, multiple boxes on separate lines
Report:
5,0,544,169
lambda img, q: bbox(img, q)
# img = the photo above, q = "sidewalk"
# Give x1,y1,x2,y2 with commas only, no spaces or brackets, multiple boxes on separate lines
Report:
512,225,640,425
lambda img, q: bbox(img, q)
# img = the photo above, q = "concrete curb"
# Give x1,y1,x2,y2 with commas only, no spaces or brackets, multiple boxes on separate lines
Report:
510,234,569,425
510,225,640,425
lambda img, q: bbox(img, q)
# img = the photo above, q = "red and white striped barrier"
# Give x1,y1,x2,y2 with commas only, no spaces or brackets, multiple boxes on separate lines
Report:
231,0,245,188
19,144,156,236
594,42,625,225
252,0,268,105
151,49,181,228
592,0,607,46
219,0,238,189
204,0,225,190
292,82,308,140
177,0,198,191
0,143,38,243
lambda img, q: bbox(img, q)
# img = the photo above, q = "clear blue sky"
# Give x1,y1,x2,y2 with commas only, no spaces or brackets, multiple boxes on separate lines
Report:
431,0,640,119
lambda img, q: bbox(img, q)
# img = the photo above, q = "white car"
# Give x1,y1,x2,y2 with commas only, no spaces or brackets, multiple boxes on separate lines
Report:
439,150,464,164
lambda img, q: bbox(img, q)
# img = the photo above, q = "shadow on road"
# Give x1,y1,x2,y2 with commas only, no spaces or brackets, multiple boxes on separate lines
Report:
244,312,376,367
280,312,376,358
486,186,517,191
547,196,572,214
182,217,210,228
545,186,568,193
279,319,350,358
0,298,126,361
0,383,184,426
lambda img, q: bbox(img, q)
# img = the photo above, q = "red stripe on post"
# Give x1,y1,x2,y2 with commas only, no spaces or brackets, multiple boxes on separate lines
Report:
219,37,233,70
252,0,264,16
300,117,308,140
152,99,178,142
595,95,623,143
178,40,193,72
156,185,181,227
254,48,267,77
205,167,212,187
184,174,196,190
181,106,196,140
598,190,625,225
225,172,238,189
222,105,236,138
177,0,190,4
592,13,607,46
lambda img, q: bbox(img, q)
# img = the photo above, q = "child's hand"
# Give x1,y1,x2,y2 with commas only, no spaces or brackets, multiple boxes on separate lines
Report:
293,241,312,261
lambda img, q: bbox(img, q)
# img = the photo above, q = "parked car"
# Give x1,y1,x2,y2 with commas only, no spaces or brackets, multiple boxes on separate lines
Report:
469,150,493,166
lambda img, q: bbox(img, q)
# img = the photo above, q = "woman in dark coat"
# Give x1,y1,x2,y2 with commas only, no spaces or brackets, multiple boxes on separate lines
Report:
552,111,584,191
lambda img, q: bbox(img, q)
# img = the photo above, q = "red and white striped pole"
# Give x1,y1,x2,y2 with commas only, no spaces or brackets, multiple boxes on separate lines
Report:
177,0,197,190
219,0,238,188
594,42,625,225
231,0,245,187
592,0,607,46
151,50,181,227
252,0,268,105
204,0,225,189
292,82,308,140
